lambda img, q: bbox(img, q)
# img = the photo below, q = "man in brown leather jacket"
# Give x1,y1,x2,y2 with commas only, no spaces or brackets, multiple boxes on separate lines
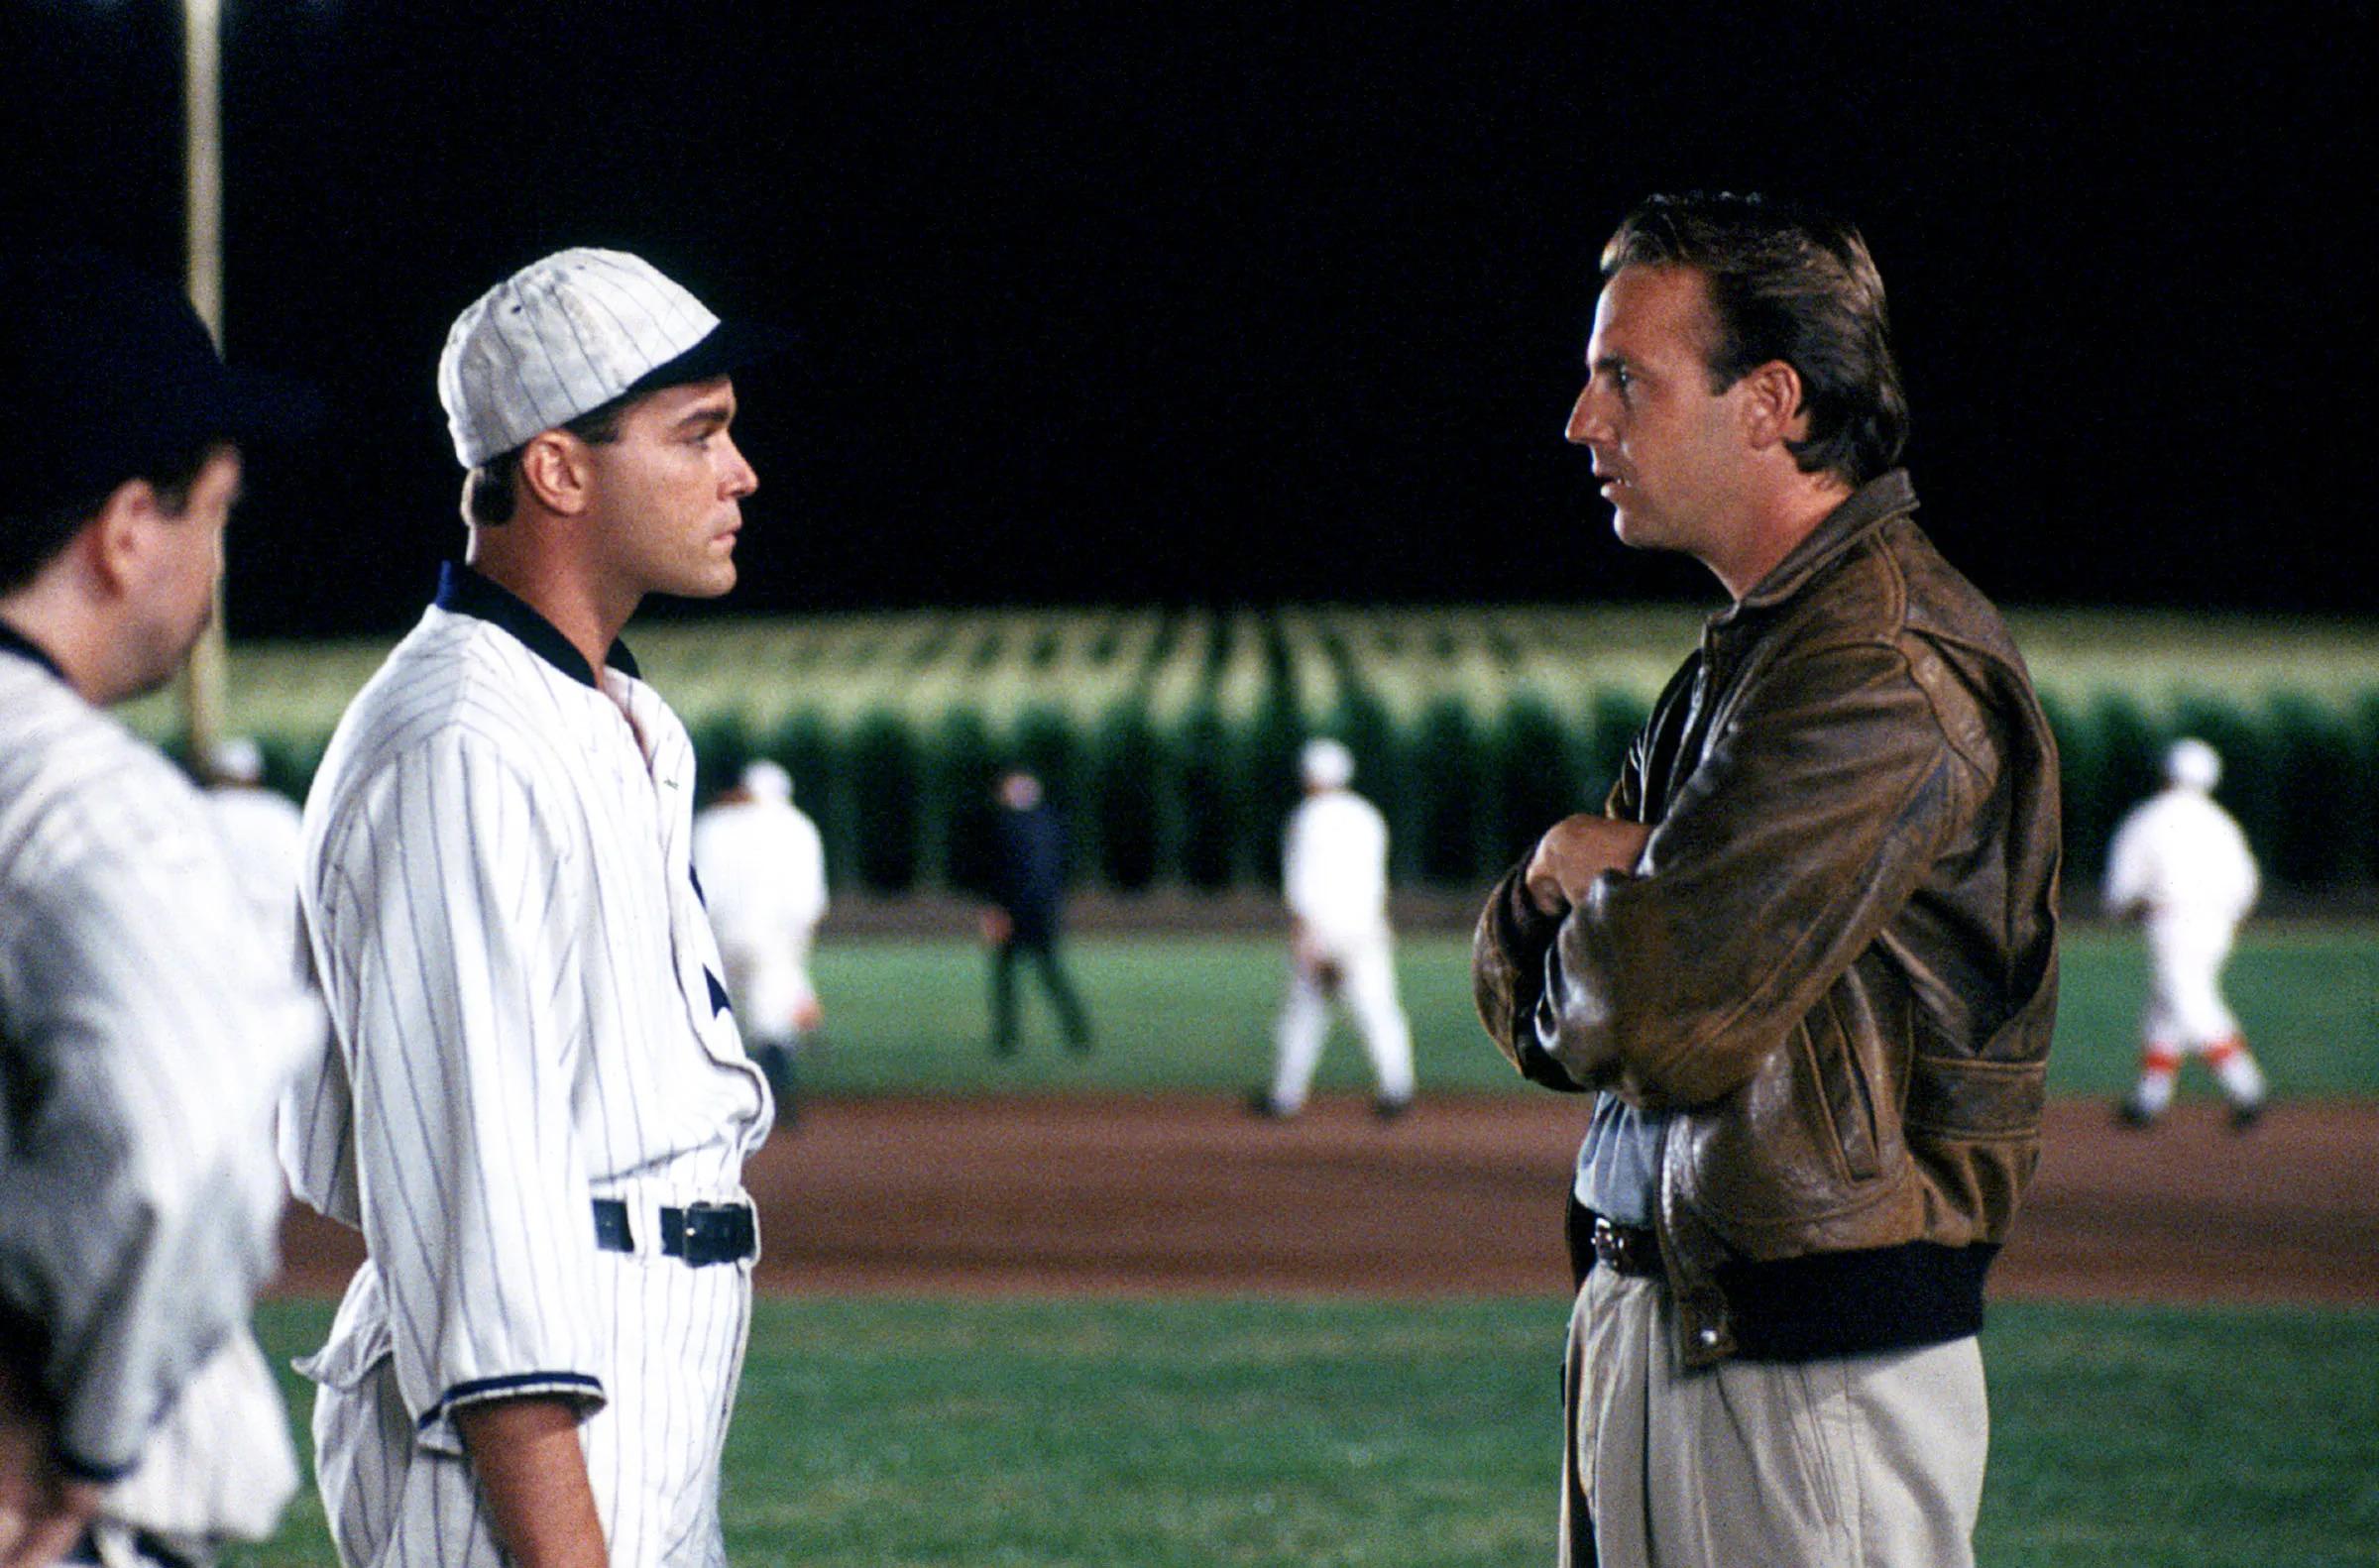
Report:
1473,193,2060,1568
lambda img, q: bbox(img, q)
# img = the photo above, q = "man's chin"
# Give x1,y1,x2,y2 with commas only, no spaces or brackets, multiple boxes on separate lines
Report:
1608,506,1662,551
106,650,187,708
665,561,737,601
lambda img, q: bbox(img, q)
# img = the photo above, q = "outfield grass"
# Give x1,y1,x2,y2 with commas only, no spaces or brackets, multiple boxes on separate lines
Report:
800,925,2379,1101
231,1295,2379,1567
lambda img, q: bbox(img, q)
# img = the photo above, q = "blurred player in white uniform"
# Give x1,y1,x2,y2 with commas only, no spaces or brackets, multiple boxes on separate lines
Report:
279,249,783,1568
1252,738,1416,1120
2105,737,2267,1128
2,250,313,1568
201,736,306,982
692,759,828,1125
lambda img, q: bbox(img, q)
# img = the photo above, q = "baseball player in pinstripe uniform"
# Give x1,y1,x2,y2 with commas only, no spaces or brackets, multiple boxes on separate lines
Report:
199,737,308,988
2,252,315,1568
279,250,783,1568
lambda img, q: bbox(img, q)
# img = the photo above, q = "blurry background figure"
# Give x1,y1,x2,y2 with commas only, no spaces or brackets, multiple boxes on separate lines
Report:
202,734,306,985
693,760,828,1127
2105,737,2267,1129
2,248,313,1568
982,769,1092,1056
1251,738,1415,1121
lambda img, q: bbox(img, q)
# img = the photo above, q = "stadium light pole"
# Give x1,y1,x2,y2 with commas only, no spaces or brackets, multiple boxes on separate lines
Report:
178,0,227,767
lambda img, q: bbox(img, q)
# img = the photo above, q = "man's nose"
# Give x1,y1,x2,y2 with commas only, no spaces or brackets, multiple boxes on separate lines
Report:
1564,385,1607,447
720,435,758,499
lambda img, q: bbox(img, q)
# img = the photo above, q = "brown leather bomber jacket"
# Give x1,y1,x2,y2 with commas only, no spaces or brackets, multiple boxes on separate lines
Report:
1473,471,2061,1368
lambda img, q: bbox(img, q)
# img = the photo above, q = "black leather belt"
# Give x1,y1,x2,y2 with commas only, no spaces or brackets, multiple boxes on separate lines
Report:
592,1198,756,1266
1591,1215,1663,1279
1565,1196,1663,1286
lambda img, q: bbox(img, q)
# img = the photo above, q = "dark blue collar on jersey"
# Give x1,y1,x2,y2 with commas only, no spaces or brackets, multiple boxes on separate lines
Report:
0,617,65,682
434,562,640,690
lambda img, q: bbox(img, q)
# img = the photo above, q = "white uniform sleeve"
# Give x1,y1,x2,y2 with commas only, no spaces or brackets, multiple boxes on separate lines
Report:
307,732,608,1446
0,835,308,1482
1282,802,1318,924
788,809,828,936
2102,805,2155,914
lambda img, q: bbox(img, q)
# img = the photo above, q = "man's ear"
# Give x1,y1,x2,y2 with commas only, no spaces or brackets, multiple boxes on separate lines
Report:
1737,360,1811,450
517,431,596,515
82,478,168,598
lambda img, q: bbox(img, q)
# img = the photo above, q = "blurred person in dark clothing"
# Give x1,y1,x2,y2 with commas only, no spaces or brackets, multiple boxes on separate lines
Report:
981,770,1092,1056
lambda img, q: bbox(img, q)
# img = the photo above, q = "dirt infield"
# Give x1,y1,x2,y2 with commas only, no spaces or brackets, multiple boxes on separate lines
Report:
272,1094,2378,1305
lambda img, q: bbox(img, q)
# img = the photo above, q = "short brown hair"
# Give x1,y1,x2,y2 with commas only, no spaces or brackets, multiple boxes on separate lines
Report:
1603,192,1909,488
1,438,228,594
460,393,631,526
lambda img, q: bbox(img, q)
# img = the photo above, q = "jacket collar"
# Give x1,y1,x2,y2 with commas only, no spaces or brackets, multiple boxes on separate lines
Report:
1715,469,1918,627
0,617,65,684
434,562,640,689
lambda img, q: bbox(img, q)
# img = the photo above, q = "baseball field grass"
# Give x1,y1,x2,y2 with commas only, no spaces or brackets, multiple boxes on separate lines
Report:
230,1294,2378,1567
220,926,2379,1565
795,925,2379,1100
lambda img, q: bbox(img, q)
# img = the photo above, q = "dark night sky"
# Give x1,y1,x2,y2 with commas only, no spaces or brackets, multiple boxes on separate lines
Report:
3,3,2366,637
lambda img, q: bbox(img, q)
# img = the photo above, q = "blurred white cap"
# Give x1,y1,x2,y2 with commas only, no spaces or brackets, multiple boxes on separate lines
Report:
208,734,264,783
1301,737,1354,790
2165,737,2221,791
742,759,793,802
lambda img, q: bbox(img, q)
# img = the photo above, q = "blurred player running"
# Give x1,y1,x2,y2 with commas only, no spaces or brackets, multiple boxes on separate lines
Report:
2106,737,2267,1128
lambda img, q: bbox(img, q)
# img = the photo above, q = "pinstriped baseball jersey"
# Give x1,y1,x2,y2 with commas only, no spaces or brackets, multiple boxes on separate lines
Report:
1,629,308,1551
280,565,770,1568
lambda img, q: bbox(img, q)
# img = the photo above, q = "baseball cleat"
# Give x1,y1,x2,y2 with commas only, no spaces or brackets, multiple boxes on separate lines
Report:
1244,1089,1295,1121
2113,1097,2159,1130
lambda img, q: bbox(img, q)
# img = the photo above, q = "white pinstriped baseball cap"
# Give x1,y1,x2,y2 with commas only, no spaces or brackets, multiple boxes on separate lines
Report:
437,248,780,468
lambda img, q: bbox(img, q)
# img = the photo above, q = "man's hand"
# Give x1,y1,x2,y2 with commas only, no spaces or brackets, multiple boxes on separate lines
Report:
453,1397,606,1568
1524,815,1652,918
793,995,825,1033
979,909,1013,947
0,1362,101,1568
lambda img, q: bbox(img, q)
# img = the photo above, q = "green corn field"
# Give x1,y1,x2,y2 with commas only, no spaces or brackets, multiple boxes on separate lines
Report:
124,605,2379,894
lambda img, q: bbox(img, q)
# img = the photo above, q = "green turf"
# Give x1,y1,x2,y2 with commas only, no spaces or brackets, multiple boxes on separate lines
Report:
230,1295,2378,1567
800,926,2379,1101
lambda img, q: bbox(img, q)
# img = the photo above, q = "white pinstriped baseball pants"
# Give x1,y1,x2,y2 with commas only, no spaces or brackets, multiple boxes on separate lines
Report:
308,1250,752,1568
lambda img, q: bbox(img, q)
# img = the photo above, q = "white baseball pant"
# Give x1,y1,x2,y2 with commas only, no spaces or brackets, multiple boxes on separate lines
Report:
1269,935,1414,1113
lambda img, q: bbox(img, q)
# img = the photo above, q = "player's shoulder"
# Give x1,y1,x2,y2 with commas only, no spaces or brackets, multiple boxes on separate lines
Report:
317,610,584,780
210,782,304,829
0,659,216,886
307,610,596,841
1319,790,1387,829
